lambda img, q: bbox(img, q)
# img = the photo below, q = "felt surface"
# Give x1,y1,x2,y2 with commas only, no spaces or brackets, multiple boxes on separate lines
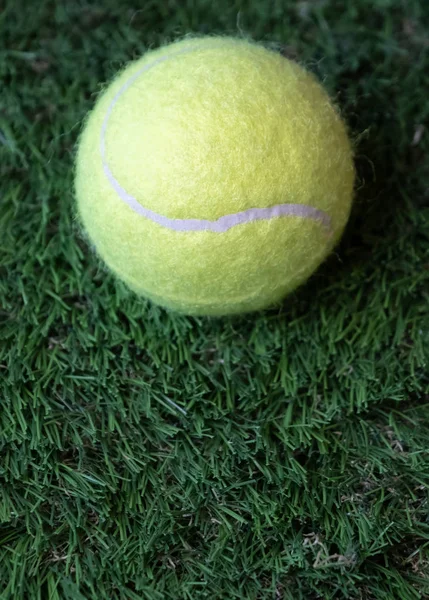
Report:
76,37,354,315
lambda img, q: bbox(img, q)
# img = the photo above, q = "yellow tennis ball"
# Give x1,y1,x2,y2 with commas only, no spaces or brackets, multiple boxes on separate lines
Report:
75,37,354,316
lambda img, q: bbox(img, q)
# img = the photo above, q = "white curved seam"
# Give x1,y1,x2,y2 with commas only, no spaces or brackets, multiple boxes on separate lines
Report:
100,45,332,234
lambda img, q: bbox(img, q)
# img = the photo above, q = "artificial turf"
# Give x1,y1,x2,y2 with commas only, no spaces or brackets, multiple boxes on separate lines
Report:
1,1,429,598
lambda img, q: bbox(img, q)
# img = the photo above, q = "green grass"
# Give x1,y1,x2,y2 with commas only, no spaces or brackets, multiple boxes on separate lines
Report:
1,0,429,598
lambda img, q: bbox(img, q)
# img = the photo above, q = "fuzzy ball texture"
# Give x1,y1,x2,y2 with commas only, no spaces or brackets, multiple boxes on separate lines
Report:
76,37,355,316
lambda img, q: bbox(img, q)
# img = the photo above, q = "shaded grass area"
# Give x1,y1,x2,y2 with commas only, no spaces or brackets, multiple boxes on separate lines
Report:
1,0,429,598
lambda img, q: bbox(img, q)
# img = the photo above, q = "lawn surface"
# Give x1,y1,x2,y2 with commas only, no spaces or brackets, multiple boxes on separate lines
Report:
1,1,429,598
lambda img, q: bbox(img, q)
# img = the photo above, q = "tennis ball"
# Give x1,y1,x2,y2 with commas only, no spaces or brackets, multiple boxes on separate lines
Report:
76,37,354,316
